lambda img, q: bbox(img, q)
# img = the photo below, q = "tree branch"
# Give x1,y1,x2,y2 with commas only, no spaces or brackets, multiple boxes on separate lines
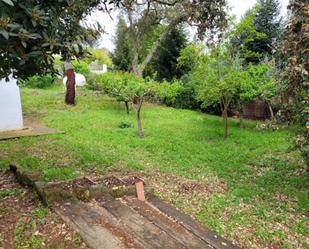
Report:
136,13,187,76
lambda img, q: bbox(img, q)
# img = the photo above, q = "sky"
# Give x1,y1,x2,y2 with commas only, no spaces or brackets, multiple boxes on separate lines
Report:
88,0,289,52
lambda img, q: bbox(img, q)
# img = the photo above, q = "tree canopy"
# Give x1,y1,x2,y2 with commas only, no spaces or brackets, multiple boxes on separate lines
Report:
0,0,121,79
281,0,308,165
114,0,228,77
229,0,282,64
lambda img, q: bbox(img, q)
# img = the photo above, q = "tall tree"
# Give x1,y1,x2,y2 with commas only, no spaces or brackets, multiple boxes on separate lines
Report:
147,25,188,81
230,0,282,64
281,0,309,165
115,0,228,77
253,0,282,58
112,16,132,71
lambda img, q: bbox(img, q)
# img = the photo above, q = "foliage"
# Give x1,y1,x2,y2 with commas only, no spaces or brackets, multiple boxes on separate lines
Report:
72,60,90,76
229,0,282,65
86,48,112,67
229,5,267,64
22,74,55,89
281,0,309,165
147,25,188,81
192,46,248,139
195,50,245,109
116,0,228,77
148,80,183,106
0,0,115,79
118,121,132,129
112,16,132,71
177,43,205,73
253,0,282,56
93,71,146,101
173,44,206,109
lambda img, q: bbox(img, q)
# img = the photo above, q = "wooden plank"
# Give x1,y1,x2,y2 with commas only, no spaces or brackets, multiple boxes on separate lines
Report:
96,196,188,249
148,196,241,249
0,123,62,140
124,196,213,249
54,201,143,249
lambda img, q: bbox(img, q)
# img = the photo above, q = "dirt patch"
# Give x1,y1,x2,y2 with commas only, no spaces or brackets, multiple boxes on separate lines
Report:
89,170,227,214
0,171,89,249
89,174,144,188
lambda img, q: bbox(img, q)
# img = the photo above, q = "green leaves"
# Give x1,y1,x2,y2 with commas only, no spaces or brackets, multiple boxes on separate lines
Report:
0,0,110,79
1,0,14,6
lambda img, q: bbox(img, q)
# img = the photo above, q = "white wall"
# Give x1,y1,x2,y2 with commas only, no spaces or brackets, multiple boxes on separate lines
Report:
0,75,23,131
90,64,108,74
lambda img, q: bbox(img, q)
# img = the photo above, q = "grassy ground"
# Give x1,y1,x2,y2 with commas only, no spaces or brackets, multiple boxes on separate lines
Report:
0,86,308,249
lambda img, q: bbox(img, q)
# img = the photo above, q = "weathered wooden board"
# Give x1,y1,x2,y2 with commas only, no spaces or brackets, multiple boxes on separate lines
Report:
148,196,240,249
54,201,143,249
0,123,62,140
123,196,214,249
96,196,188,249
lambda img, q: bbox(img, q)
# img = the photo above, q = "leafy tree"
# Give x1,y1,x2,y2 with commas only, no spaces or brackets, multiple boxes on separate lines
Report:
114,0,228,78
93,72,147,136
281,0,308,165
0,0,105,79
87,48,112,67
112,16,132,71
230,0,282,64
175,43,205,109
229,5,267,64
147,25,188,81
194,47,247,139
148,80,183,106
235,62,277,127
253,0,282,58
92,71,183,137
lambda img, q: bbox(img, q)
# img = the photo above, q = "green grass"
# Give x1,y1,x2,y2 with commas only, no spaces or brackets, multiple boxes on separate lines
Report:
0,86,308,248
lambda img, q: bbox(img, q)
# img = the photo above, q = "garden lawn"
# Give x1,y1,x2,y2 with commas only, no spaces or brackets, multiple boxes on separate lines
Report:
0,86,308,249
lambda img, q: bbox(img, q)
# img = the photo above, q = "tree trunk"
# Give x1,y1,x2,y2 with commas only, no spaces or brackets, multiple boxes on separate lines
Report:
239,102,245,129
267,101,275,120
125,101,130,115
223,107,228,140
132,14,187,77
132,97,144,137
64,61,76,105
239,111,245,129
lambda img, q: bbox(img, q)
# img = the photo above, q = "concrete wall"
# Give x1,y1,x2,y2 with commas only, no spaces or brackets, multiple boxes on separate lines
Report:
0,75,23,131
90,64,107,74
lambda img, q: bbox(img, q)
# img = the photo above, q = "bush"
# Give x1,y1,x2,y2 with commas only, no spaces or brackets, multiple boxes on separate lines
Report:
148,80,183,106
118,121,132,129
72,60,90,76
23,74,55,89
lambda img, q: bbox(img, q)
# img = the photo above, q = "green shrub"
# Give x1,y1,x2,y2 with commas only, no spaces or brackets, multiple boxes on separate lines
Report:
118,121,132,129
148,80,183,106
72,60,90,75
23,74,55,89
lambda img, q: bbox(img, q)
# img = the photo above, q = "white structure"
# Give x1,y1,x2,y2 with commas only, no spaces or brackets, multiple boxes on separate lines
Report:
90,64,107,74
63,73,86,87
0,75,23,131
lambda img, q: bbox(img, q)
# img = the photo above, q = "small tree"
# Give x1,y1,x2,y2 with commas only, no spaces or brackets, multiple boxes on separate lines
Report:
94,72,183,137
95,72,147,137
194,47,247,139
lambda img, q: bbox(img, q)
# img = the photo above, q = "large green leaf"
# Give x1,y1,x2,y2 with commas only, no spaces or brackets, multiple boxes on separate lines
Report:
1,0,14,6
